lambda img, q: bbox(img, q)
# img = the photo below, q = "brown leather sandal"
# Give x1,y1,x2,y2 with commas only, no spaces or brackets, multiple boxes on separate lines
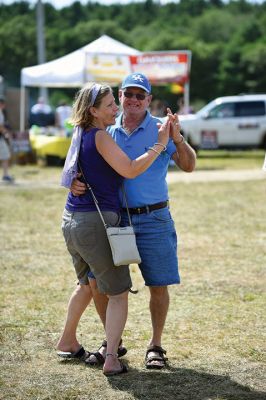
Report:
145,345,168,369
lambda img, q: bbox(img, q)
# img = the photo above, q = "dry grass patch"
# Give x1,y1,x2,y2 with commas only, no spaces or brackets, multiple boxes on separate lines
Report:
0,164,265,399
195,149,265,170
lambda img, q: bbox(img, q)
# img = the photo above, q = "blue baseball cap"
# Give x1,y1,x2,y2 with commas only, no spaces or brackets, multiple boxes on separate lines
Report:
121,73,151,94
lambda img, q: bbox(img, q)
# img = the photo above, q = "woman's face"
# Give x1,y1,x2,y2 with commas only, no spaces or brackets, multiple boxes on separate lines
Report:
92,92,119,128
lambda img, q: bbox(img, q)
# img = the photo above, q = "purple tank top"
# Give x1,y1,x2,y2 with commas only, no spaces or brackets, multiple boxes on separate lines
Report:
65,128,123,212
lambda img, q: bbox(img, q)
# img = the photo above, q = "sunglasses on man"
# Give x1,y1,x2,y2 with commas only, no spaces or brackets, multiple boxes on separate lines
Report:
123,91,149,101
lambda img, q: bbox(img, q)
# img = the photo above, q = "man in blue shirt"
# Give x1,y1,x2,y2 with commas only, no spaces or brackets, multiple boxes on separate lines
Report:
58,73,196,369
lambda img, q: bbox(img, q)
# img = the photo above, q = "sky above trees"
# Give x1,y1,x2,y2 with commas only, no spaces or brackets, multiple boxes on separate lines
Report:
1,0,265,8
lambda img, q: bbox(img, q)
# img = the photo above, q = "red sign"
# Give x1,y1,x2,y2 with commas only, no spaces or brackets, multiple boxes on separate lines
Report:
130,51,191,84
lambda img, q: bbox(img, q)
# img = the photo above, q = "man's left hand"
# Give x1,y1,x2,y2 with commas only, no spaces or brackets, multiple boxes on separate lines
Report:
166,108,183,144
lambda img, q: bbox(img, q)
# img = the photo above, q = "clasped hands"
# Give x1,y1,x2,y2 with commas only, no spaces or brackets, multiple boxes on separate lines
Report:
166,107,183,144
157,108,182,144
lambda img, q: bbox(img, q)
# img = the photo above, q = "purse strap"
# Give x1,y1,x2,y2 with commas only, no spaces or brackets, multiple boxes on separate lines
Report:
121,184,132,225
77,160,132,227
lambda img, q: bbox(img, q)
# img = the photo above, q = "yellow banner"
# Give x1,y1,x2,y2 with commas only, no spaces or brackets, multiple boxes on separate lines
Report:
85,53,131,83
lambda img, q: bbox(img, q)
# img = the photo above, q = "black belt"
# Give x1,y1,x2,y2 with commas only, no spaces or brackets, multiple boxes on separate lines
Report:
123,201,169,215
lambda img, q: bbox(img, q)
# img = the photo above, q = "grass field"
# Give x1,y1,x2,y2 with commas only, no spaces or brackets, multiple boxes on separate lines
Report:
195,149,265,170
0,151,265,399
11,149,266,183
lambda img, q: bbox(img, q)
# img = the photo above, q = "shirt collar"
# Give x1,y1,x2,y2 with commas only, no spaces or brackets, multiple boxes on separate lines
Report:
115,110,151,132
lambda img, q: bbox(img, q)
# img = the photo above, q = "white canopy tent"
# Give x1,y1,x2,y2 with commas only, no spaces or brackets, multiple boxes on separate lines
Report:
21,35,141,88
20,35,191,131
20,35,141,130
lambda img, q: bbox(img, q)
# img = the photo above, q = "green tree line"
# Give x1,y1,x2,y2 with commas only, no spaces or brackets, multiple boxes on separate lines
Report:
0,0,265,107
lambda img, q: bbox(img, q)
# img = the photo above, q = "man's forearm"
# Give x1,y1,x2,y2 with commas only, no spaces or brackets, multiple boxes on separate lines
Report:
173,139,196,172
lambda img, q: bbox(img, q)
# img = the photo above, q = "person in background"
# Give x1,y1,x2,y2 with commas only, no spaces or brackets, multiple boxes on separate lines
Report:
177,96,194,115
150,99,168,118
68,73,196,370
58,82,171,375
29,96,55,127
0,98,13,182
55,100,72,136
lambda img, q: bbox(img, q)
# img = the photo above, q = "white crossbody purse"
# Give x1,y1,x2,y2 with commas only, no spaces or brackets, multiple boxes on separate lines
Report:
78,162,141,267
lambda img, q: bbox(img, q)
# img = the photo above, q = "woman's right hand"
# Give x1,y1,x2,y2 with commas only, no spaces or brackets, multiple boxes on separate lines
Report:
156,117,170,146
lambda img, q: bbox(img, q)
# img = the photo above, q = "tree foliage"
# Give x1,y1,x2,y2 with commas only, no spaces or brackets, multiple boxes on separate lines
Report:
0,0,265,106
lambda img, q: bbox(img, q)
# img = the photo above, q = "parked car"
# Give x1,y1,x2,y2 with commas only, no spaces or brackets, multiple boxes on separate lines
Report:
179,94,266,150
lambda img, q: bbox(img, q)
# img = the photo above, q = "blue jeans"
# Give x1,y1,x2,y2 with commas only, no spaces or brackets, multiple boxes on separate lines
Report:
121,207,180,286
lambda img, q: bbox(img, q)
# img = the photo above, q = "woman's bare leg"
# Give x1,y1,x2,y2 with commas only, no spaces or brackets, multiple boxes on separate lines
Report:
57,284,92,353
103,290,128,374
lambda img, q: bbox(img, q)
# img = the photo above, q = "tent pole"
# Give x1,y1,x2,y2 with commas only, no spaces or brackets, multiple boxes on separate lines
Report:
183,82,190,114
20,86,25,132
36,0,48,101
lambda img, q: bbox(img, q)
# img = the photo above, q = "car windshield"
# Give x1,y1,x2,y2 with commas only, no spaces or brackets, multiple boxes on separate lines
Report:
196,100,218,117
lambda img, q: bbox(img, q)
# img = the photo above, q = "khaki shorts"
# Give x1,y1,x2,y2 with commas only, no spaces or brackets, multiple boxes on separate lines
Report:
62,209,132,295
0,137,11,161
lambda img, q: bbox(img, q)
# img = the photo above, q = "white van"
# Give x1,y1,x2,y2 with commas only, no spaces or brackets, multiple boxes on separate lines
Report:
179,94,266,150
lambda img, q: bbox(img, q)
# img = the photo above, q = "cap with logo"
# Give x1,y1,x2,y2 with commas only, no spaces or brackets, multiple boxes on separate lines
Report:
121,73,151,94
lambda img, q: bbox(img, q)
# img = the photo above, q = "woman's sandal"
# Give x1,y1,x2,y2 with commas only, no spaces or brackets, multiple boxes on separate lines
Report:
103,354,128,376
85,339,127,366
57,346,89,361
145,345,168,369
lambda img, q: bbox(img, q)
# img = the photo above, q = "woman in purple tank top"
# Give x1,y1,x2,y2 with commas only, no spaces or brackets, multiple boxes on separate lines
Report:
58,83,170,376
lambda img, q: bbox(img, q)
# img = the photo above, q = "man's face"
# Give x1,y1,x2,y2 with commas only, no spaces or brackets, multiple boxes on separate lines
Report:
119,87,152,116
